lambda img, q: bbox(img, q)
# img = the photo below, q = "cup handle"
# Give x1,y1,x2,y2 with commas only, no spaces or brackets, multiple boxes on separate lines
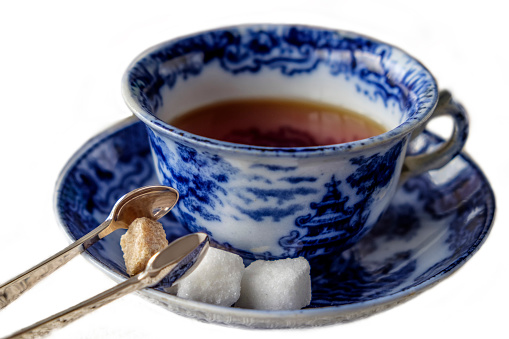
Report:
400,90,469,182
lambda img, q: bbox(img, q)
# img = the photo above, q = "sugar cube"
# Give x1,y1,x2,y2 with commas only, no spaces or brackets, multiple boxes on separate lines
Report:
235,257,312,310
174,247,244,306
120,217,168,276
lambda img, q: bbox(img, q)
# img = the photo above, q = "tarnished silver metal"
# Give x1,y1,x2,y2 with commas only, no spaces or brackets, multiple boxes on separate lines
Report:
0,186,179,310
4,232,209,339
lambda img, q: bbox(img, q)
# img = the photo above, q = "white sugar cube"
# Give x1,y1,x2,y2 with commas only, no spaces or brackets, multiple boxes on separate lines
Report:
174,247,244,306
235,257,312,310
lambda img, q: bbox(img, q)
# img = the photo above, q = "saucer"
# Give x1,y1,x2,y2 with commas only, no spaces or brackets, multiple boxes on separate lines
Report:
54,116,495,328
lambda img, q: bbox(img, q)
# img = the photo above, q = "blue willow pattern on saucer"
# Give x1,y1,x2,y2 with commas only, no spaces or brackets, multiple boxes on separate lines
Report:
54,117,494,328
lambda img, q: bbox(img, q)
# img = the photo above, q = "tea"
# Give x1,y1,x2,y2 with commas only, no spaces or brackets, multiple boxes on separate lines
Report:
169,98,386,147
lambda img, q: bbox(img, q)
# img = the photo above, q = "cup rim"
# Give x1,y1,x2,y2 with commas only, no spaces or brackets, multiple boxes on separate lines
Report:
121,23,439,156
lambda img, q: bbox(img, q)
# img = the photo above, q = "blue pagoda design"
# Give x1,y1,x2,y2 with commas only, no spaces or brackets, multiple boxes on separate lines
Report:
280,176,361,257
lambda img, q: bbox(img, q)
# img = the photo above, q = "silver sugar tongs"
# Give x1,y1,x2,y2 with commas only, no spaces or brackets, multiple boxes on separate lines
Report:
5,232,210,338
0,185,180,310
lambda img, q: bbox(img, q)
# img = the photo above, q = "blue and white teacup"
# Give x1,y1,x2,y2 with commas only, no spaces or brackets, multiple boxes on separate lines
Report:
122,24,468,261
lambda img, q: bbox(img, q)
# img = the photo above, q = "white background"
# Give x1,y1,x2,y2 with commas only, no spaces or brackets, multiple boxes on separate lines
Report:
0,1,506,338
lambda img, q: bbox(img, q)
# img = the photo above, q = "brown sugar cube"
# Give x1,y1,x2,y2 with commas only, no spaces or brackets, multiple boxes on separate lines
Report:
120,217,168,276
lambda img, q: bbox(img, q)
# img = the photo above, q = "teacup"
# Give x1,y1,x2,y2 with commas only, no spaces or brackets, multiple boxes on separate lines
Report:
121,24,468,261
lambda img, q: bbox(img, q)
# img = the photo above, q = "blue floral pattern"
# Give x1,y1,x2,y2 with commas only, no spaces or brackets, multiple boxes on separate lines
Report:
122,24,446,260
146,128,239,235
126,25,435,121
54,119,494,314
122,24,452,259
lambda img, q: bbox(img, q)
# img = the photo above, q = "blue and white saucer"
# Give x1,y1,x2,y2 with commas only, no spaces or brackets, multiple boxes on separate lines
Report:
54,116,495,328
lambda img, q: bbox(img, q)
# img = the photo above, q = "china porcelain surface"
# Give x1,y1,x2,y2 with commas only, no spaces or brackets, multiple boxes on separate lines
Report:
122,24,469,260
54,117,494,328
